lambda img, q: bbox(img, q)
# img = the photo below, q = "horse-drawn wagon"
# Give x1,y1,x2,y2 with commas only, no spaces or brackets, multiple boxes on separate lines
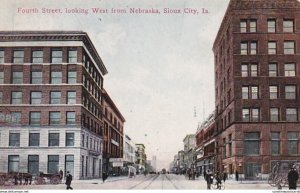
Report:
34,172,62,185
0,172,32,186
268,161,300,187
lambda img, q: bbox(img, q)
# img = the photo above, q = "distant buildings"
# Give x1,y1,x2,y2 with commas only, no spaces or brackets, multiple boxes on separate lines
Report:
123,134,136,167
183,134,196,169
135,144,147,172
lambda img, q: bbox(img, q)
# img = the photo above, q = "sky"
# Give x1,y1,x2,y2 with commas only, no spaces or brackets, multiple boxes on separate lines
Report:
1,0,230,170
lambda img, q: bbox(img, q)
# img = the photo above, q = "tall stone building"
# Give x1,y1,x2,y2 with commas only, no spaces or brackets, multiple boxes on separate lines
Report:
0,31,107,180
213,0,300,179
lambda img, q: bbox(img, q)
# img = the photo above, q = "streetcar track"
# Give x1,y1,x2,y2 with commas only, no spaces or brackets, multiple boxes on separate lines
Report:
161,174,164,189
128,174,156,189
143,174,159,189
165,174,179,189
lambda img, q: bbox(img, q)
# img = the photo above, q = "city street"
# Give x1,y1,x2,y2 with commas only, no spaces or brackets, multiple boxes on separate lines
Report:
5,174,279,190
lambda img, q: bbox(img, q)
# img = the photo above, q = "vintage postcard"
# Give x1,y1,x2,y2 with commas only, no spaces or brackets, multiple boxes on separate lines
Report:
0,0,299,191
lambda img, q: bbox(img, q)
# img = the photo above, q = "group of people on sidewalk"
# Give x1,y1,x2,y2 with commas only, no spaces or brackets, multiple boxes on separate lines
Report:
202,164,300,190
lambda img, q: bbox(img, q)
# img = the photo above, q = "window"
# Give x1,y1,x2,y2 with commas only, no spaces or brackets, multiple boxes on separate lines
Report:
242,108,250,121
241,42,248,55
268,19,276,32
252,108,259,121
286,108,297,122
250,20,257,32
268,42,276,54
29,133,40,146
242,108,259,122
283,19,294,32
240,20,247,33
11,91,22,104
223,138,226,158
51,71,62,84
242,86,249,99
0,50,4,63
65,155,74,177
269,86,278,99
285,85,296,99
81,134,85,147
0,92,2,104
48,133,59,146
8,155,19,172
271,132,280,155
48,155,59,174
241,64,248,77
284,41,295,54
30,112,41,126
13,50,24,63
68,71,77,84
30,92,42,104
270,108,279,122
288,132,298,155
12,72,23,84
250,42,257,55
285,63,296,77
32,50,43,63
66,133,74,146
0,71,3,84
9,133,20,146
228,134,232,157
31,72,42,84
269,63,277,77
49,112,61,125
11,112,21,124
68,50,77,63
251,64,258,77
28,155,39,175
50,91,61,104
51,50,62,63
244,132,260,155
66,112,76,125
67,91,76,104
251,86,258,99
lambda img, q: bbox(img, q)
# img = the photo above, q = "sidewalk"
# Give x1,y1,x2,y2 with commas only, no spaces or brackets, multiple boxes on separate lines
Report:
72,175,129,184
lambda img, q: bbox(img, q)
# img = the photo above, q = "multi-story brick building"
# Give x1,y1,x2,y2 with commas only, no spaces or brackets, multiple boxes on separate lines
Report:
102,89,125,175
212,0,300,179
0,31,107,180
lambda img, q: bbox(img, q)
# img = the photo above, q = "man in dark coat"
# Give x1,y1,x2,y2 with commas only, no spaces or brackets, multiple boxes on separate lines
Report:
288,165,299,190
235,170,239,181
102,172,108,183
65,171,73,190
205,170,213,190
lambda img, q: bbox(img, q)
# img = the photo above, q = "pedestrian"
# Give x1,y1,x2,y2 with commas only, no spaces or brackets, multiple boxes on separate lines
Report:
59,169,64,182
288,165,299,190
204,170,207,180
223,172,227,183
205,170,213,190
102,172,108,183
235,170,239,181
65,171,73,190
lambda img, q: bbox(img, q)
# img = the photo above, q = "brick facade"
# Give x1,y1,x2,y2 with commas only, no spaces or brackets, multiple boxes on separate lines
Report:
197,0,300,180
0,31,111,180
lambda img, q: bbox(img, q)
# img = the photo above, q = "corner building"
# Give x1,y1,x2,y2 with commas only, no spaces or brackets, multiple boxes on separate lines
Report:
213,0,300,179
0,31,107,180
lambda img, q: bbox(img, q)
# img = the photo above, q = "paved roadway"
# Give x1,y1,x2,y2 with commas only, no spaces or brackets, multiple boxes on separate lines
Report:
3,174,280,190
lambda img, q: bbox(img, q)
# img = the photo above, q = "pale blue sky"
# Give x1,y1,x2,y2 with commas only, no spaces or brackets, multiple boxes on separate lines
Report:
1,0,230,169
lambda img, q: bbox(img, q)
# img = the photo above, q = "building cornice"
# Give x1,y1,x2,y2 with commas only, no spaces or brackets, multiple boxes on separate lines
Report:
0,31,108,75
